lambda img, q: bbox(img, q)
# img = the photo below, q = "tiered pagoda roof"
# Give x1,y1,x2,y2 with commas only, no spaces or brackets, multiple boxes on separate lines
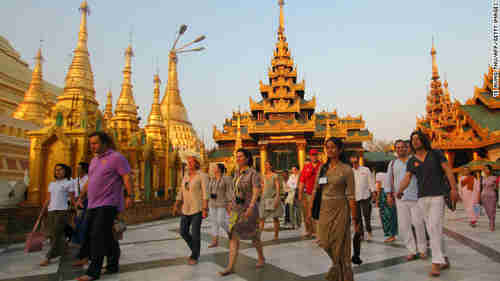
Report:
212,1,372,154
417,43,500,150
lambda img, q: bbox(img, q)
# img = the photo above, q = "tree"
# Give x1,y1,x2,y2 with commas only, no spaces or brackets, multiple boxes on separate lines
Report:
364,139,393,152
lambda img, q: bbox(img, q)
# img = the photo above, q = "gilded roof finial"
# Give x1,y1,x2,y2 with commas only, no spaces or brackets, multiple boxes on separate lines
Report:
77,0,90,51
103,89,113,122
113,43,138,123
431,36,440,80
12,47,49,125
147,73,164,127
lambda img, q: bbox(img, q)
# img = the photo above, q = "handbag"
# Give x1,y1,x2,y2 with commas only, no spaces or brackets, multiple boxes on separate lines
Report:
113,219,127,241
311,186,323,220
25,210,46,253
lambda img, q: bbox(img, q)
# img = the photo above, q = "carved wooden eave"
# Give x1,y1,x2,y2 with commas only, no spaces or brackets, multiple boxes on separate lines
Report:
264,99,300,114
345,133,373,143
250,97,264,111
247,119,315,134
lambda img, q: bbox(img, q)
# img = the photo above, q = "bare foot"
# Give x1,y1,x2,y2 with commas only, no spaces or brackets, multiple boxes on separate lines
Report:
218,269,235,276
187,258,198,265
256,259,265,268
72,258,88,267
208,242,218,248
39,259,50,267
76,275,96,281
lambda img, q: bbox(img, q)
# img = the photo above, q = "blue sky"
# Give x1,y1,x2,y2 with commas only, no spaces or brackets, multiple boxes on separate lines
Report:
1,0,492,146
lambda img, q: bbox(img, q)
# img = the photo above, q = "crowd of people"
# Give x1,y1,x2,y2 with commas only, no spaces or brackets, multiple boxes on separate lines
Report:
36,130,499,281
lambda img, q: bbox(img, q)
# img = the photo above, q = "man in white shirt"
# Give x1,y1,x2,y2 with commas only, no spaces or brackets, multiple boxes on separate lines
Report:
351,154,376,240
386,140,427,260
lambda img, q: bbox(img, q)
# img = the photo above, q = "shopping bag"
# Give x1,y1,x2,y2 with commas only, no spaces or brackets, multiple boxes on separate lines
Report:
25,210,45,253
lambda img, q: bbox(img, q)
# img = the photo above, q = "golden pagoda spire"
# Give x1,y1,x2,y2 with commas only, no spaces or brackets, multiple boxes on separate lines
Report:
103,89,113,123
12,47,49,125
56,0,98,129
431,37,440,81
278,0,285,40
147,74,164,127
145,73,167,150
160,51,190,125
112,44,139,132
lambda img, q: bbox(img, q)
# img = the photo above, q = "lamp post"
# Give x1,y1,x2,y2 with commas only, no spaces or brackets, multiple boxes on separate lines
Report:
165,25,205,199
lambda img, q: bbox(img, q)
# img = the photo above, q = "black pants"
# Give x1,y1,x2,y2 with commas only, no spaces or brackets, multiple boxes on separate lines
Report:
284,193,290,223
353,231,362,258
180,212,202,260
85,206,120,279
356,198,372,234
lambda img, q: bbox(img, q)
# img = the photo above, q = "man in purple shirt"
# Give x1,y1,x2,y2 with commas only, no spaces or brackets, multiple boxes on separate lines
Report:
76,131,133,281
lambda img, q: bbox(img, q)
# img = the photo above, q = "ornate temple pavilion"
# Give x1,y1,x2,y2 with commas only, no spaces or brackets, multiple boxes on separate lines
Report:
209,1,372,173
416,42,500,171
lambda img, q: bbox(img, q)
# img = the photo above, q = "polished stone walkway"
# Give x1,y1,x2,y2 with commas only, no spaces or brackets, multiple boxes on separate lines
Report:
1,204,499,281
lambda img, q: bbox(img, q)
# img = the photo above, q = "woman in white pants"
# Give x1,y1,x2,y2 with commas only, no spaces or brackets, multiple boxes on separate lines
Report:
208,163,233,248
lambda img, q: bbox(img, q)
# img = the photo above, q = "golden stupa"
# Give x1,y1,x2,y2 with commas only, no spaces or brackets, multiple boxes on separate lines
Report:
19,0,204,206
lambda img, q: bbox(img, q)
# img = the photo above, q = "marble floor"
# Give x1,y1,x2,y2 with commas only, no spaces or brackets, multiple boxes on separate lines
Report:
1,204,499,281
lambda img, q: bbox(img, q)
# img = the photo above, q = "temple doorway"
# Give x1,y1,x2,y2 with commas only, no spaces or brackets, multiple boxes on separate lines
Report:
269,144,298,172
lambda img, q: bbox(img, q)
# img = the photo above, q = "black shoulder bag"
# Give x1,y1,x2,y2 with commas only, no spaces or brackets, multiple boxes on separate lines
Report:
311,164,328,220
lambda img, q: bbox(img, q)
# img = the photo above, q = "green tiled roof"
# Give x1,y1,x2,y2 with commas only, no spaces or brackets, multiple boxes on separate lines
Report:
208,149,233,159
421,122,430,128
363,152,396,163
460,104,500,132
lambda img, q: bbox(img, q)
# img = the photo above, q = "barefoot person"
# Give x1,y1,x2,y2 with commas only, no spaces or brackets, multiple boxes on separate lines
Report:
39,164,74,266
173,156,209,265
399,131,458,277
458,167,480,227
219,148,265,276
481,165,498,232
76,131,134,281
351,153,376,241
315,137,358,281
259,160,284,240
207,163,232,248
386,140,427,260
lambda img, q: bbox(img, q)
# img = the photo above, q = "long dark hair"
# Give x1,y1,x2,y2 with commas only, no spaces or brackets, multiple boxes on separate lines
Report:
54,163,72,180
78,162,89,174
319,137,346,179
410,130,432,152
236,148,253,167
216,163,226,174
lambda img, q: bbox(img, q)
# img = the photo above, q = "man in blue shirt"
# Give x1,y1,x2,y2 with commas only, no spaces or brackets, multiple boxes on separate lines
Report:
386,140,427,261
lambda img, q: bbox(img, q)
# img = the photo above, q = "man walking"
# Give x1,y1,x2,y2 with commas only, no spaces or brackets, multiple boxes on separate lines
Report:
386,140,427,260
399,131,458,277
351,154,376,241
298,149,322,239
76,132,134,281
173,156,209,265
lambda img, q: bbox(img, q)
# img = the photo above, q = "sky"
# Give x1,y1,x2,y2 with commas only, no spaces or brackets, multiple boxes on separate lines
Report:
1,0,492,147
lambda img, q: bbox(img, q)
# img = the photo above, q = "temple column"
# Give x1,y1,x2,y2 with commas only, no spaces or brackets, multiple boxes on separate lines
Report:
27,138,43,206
259,144,268,175
297,142,306,170
473,151,480,161
444,151,455,168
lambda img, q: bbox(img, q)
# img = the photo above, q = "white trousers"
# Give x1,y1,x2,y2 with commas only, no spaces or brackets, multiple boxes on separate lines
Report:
396,199,426,255
209,207,228,237
417,196,446,264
